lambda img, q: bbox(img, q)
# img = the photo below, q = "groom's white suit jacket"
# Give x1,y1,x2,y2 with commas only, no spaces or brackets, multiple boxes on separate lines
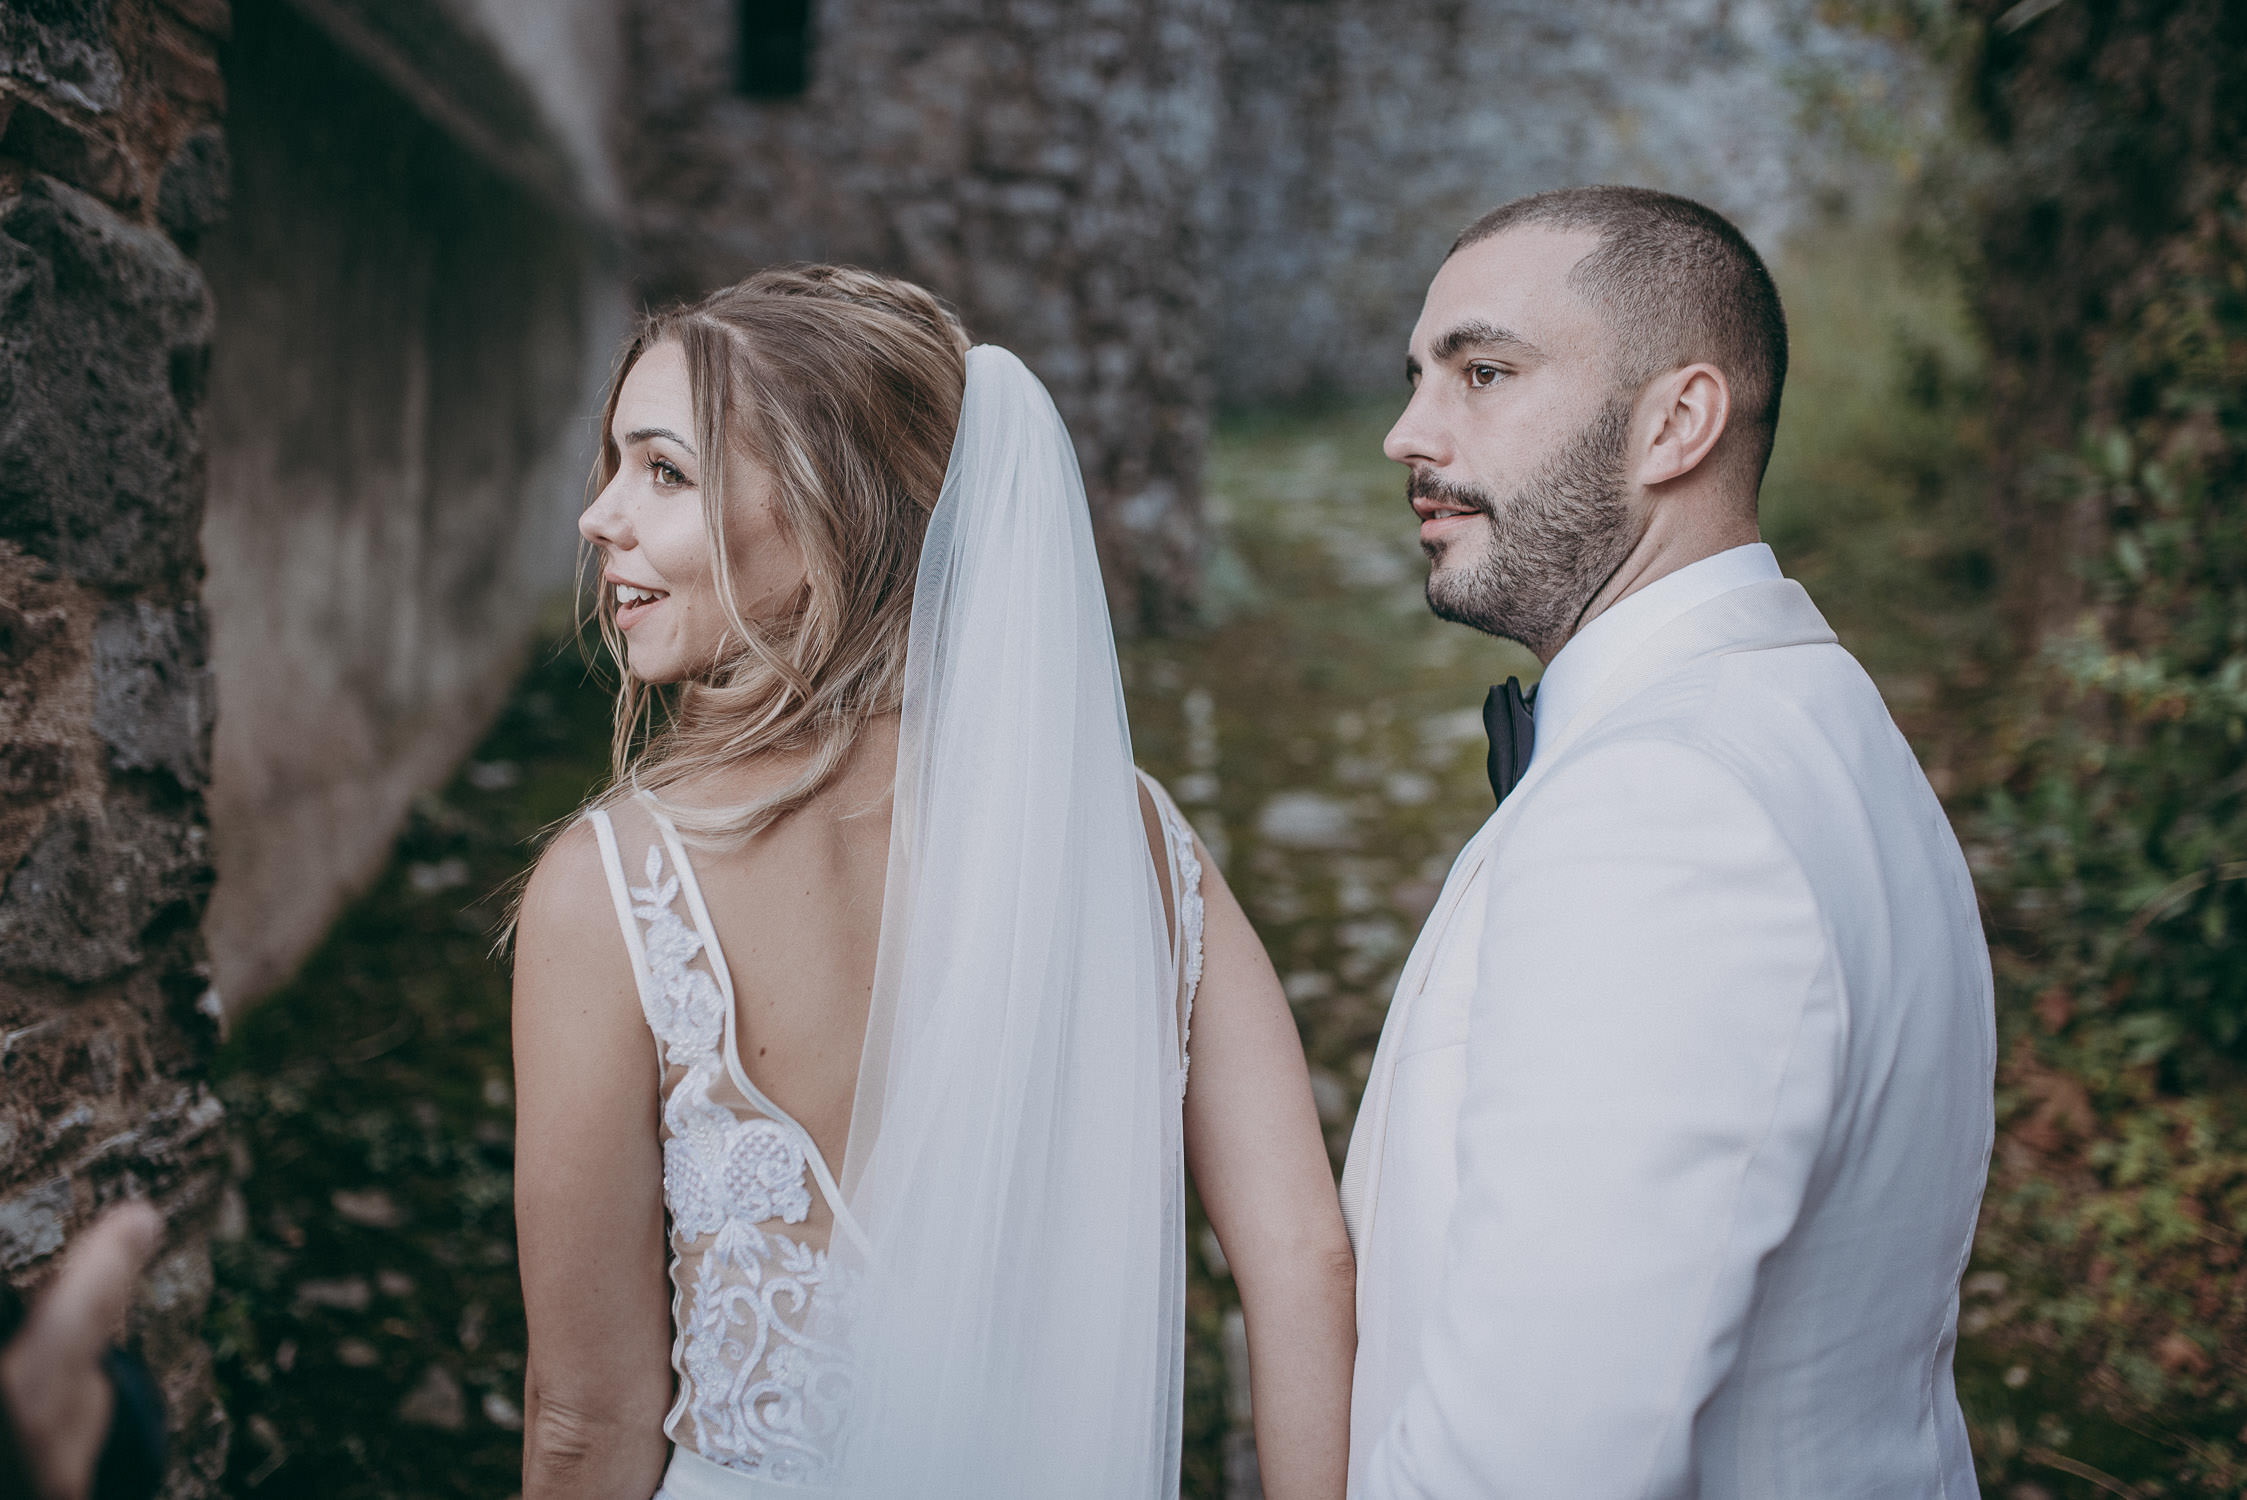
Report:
1340,546,1994,1499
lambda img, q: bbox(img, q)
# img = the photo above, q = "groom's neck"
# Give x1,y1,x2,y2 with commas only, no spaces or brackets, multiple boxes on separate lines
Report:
1548,500,1763,664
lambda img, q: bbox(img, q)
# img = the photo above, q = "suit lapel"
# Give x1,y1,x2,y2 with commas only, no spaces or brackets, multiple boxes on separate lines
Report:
1340,813,1500,1245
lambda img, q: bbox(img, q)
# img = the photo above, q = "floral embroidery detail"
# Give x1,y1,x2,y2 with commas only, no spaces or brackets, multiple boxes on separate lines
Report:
1174,816,1206,1024
624,836,853,1483
1148,788,1206,1091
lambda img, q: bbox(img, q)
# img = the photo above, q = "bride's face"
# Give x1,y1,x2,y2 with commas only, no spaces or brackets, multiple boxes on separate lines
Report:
580,339,806,684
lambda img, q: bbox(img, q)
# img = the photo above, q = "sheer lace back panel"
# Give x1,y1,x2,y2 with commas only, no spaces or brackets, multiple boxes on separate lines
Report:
587,779,1203,1486
586,796,868,1486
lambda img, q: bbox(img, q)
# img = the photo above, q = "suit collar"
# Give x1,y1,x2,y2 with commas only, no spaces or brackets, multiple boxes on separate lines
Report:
1532,543,1784,757
1509,576,1836,815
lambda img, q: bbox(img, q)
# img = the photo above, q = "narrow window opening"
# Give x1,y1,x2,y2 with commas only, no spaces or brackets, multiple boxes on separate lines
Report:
736,0,815,99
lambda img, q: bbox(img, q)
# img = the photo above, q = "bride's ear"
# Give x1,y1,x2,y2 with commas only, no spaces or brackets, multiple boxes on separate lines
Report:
1635,363,1731,488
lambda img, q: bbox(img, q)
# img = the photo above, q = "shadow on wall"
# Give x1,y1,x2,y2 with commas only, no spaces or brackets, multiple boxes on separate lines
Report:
198,0,626,1016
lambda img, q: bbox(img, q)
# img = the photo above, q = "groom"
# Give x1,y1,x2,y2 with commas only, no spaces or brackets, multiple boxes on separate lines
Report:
1340,186,1995,1497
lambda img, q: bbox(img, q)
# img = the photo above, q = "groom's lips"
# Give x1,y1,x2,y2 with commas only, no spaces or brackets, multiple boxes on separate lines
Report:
1411,491,1487,546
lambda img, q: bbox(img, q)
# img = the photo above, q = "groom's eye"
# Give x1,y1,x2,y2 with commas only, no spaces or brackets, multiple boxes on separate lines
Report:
1467,363,1504,388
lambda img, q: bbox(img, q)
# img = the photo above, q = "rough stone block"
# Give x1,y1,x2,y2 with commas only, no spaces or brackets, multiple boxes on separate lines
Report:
0,178,212,590
94,599,211,790
0,1174,71,1269
147,20,225,112
156,125,229,245
0,802,205,985
154,0,232,40
0,0,123,114
0,96,138,206
0,739,70,803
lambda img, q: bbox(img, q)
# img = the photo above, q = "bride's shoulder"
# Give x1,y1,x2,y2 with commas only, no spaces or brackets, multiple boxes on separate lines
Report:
515,812,627,966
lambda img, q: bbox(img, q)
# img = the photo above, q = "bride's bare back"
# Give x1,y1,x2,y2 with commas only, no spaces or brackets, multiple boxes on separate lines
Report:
663,719,901,1172
673,718,1205,1168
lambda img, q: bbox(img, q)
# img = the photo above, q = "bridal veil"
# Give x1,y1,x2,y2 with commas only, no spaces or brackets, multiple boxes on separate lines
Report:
834,346,1187,1496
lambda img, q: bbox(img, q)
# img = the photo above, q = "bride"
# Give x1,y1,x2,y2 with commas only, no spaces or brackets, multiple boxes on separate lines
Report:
510,265,1354,1499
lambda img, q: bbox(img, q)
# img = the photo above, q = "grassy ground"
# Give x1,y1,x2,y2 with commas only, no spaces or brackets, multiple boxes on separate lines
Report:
205,216,2003,1497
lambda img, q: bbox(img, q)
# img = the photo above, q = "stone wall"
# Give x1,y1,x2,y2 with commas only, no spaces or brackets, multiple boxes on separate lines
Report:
624,0,1227,631
198,0,626,1012
0,0,234,1490
1214,0,1915,405
622,0,1924,619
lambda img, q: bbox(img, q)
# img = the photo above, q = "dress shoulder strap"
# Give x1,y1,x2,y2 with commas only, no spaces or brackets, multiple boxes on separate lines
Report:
585,806,660,1022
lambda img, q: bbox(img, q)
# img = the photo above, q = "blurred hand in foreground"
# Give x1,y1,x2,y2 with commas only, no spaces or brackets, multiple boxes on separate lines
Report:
0,1201,163,1500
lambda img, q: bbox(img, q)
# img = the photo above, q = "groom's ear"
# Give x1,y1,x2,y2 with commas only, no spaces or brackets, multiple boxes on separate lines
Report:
1634,362,1732,490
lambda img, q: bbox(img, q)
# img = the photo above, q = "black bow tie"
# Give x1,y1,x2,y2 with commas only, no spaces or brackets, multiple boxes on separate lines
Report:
1483,678,1536,807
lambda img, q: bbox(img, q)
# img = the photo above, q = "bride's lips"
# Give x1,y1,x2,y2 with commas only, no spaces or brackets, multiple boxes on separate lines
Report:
607,573,670,629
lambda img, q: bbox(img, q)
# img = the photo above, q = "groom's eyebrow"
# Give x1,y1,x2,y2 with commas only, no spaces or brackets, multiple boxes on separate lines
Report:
1428,320,1541,364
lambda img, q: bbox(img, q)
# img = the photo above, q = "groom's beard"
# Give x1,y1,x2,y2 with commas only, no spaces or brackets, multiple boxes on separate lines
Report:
1417,395,1636,660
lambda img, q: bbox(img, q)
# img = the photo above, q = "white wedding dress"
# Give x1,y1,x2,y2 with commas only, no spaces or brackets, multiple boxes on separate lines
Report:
581,346,1199,1499
584,780,1204,1496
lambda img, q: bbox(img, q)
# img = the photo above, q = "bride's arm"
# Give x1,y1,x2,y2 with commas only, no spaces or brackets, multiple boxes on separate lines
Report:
512,822,675,1500
1185,848,1356,1500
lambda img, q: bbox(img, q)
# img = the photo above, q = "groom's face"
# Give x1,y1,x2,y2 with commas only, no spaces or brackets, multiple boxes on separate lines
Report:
1387,227,1640,662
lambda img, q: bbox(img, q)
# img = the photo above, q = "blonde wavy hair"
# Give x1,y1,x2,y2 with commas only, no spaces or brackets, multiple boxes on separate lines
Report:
587,264,971,842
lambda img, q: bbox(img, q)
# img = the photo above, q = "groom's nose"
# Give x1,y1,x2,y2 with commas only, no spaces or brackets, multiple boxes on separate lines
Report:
1385,388,1448,471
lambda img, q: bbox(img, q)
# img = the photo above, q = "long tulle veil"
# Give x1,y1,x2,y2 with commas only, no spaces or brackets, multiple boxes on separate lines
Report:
833,346,1187,1496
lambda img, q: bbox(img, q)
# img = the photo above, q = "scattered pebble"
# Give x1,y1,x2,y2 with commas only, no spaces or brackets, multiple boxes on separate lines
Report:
459,1301,487,1353
377,1269,416,1298
407,858,471,894
482,1391,524,1432
1258,792,1355,849
336,1338,380,1368
466,760,521,791
293,1276,371,1314
1383,771,1435,805
398,1365,466,1430
333,1188,407,1229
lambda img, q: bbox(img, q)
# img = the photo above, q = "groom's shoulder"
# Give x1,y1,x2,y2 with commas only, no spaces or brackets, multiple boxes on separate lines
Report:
1560,633,1919,810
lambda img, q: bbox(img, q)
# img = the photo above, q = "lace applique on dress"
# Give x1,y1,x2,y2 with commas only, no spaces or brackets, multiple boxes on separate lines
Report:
1174,815,1205,1045
619,837,855,1484
1138,777,1207,1087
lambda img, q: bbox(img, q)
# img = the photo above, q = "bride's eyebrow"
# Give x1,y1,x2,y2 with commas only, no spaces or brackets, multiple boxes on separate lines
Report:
623,426,697,454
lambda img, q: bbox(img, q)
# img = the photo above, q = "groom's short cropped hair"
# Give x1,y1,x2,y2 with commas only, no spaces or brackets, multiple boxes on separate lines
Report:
1452,185,1789,492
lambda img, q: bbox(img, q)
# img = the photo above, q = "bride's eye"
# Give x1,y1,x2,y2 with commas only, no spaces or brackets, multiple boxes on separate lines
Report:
647,456,688,488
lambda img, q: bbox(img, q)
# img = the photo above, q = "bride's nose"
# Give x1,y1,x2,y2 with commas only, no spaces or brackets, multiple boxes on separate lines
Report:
580,475,634,551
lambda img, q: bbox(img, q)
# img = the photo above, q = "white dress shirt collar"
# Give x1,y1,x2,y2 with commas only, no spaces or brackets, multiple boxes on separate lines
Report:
1530,542,1783,756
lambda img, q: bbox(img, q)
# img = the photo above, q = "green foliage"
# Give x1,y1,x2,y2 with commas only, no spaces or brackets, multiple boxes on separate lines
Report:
1981,194,2247,1071
1960,187,2247,1496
